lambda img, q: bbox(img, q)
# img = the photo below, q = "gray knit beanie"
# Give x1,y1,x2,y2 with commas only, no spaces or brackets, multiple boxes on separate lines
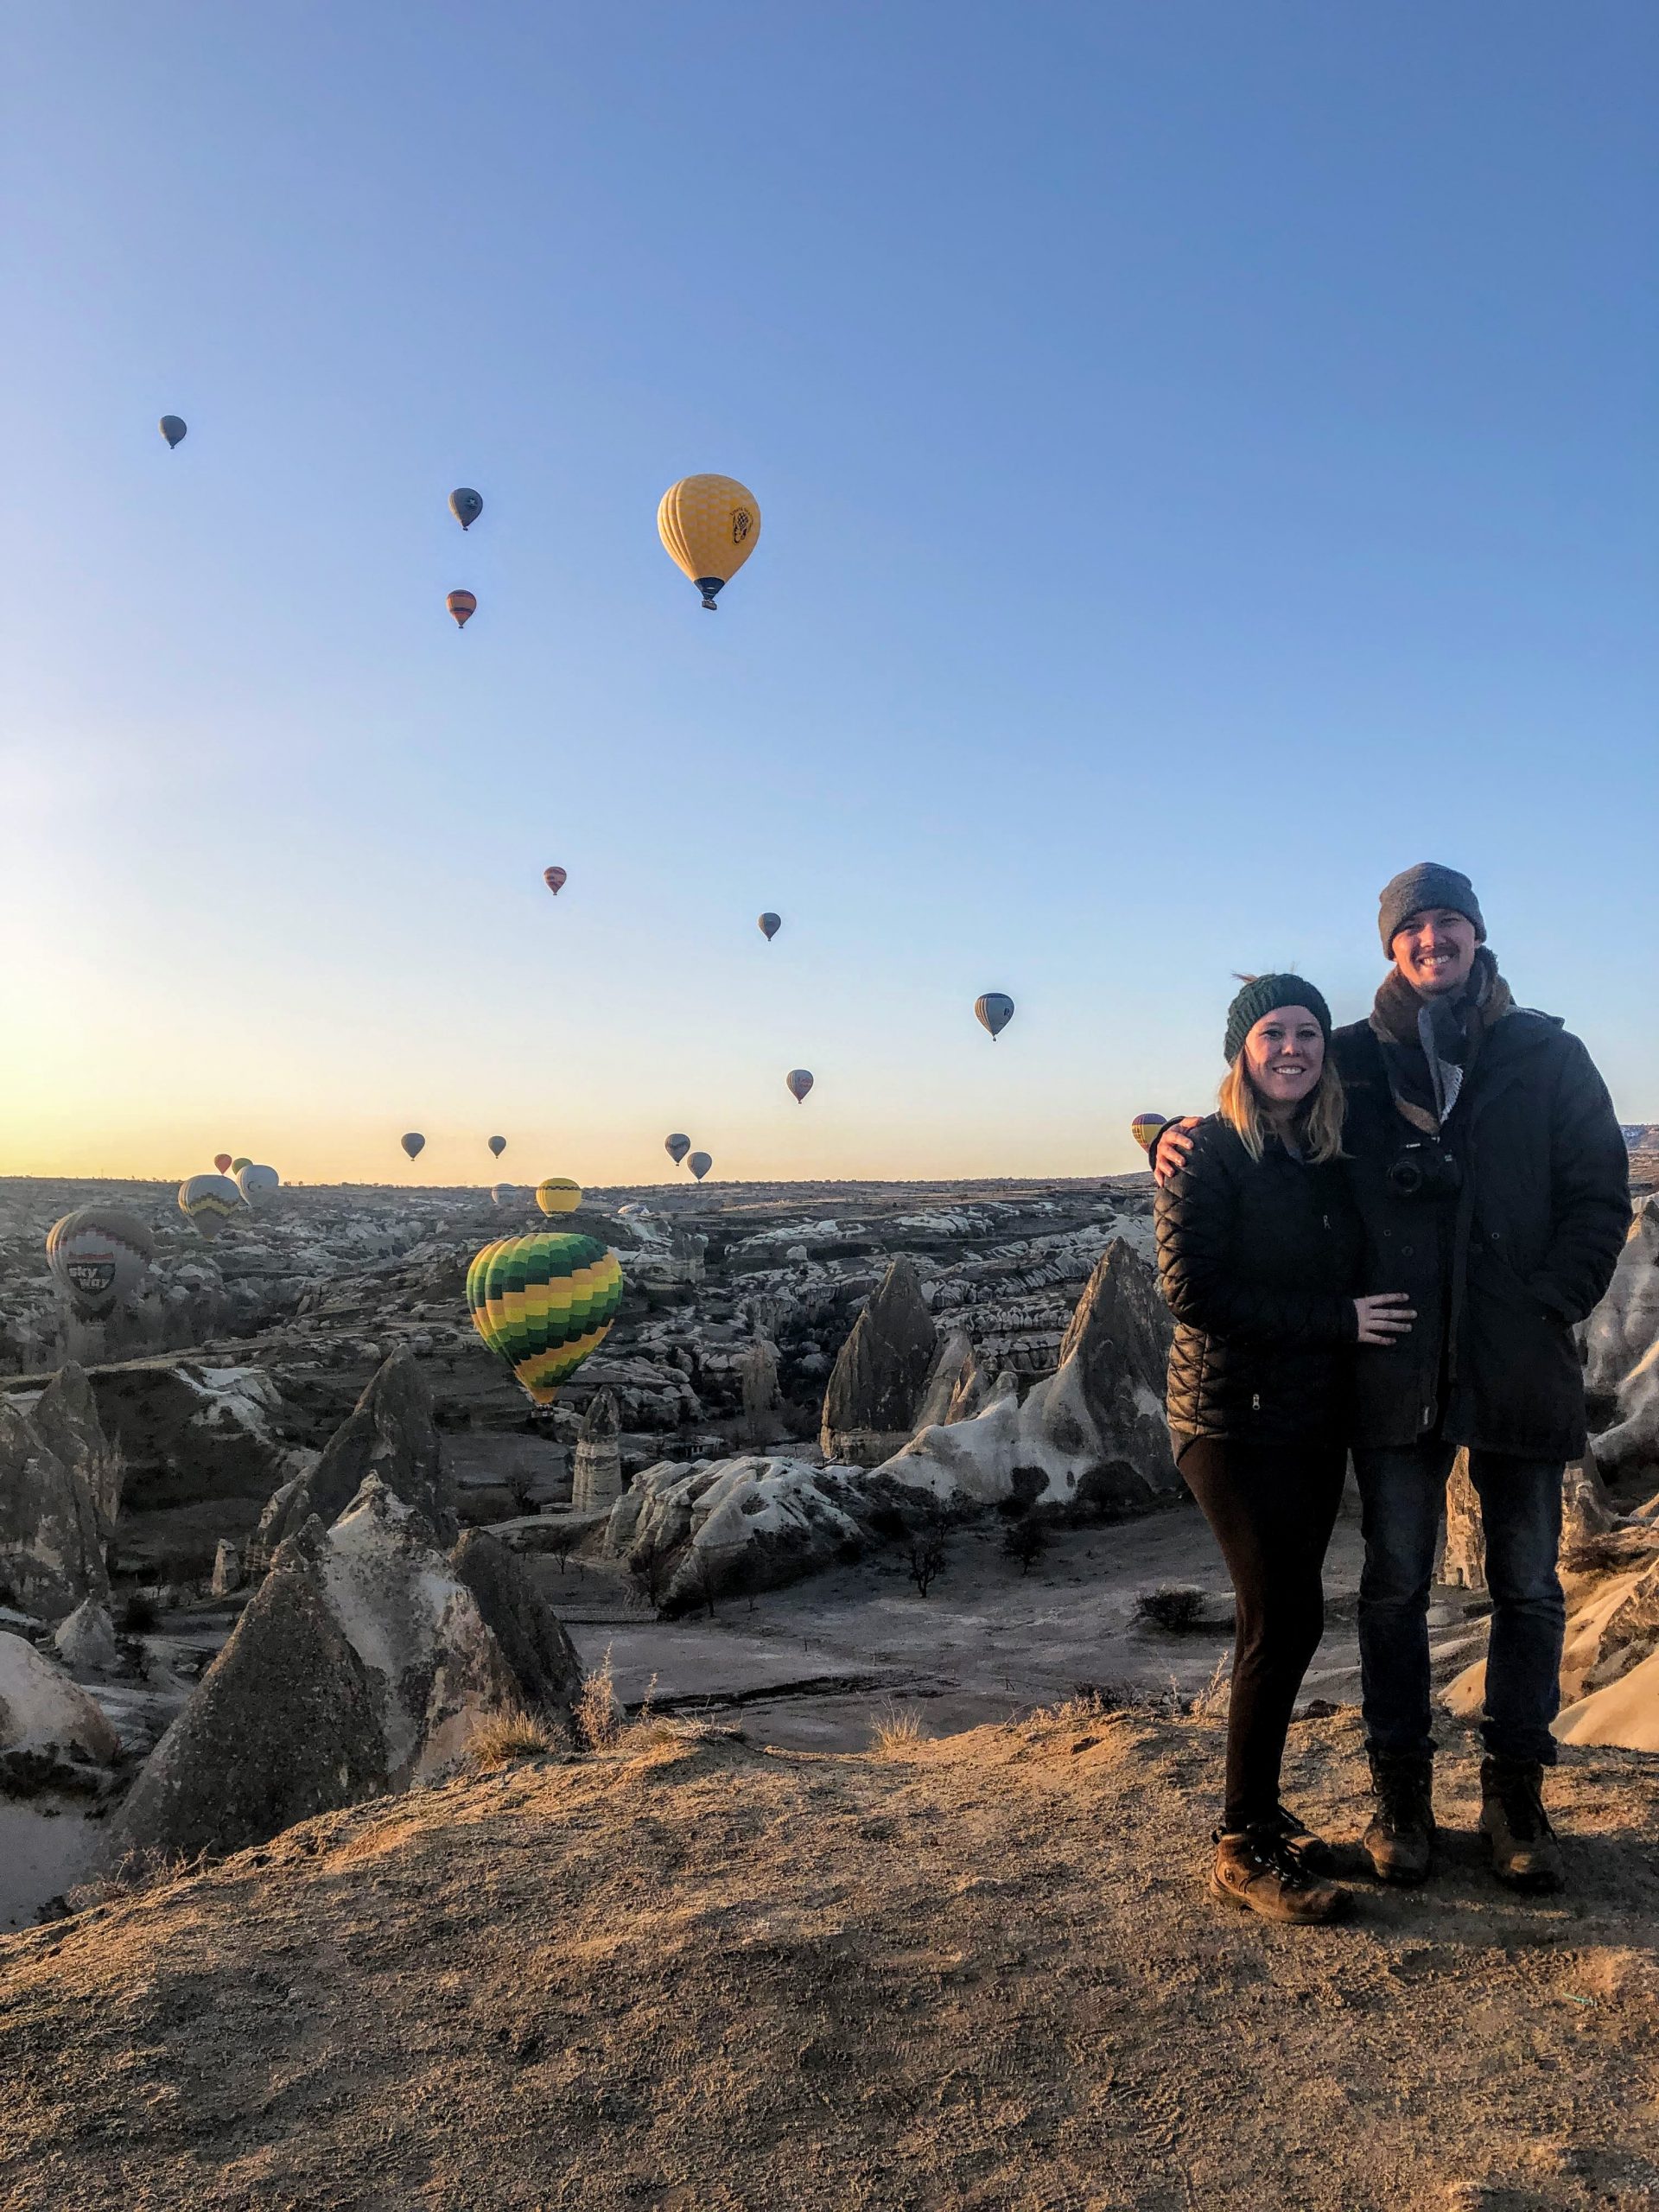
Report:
1223,975,1333,1065
1378,862,1485,954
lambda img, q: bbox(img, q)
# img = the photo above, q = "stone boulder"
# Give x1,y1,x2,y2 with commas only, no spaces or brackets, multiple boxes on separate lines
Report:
449,1529,582,1718
1584,1198,1659,1401
105,1476,539,1870
1592,1335,1659,1484
607,1455,865,1613
54,1596,118,1674
570,1387,623,1515
251,1347,454,1570
0,1399,110,1623
29,1363,124,1530
0,1630,122,1793
89,1359,304,1512
820,1257,939,1465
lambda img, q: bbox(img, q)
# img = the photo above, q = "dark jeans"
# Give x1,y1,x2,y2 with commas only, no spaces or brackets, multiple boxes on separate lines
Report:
1355,1443,1565,1766
1179,1435,1347,1833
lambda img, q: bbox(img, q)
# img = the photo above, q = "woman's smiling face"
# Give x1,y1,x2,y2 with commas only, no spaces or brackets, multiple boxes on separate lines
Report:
1243,1006,1325,1110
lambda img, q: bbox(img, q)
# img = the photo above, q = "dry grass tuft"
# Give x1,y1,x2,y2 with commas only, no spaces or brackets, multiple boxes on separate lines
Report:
868,1703,927,1756
1188,1653,1234,1721
575,1646,625,1752
467,1707,557,1771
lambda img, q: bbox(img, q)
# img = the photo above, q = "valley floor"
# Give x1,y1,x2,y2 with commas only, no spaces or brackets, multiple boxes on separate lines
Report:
2,1709,1655,2211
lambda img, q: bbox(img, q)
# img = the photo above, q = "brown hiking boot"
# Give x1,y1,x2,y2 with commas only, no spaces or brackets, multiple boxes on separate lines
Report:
1479,1757,1566,1893
1210,1829,1350,1925
1262,1803,1337,1875
1363,1754,1435,1885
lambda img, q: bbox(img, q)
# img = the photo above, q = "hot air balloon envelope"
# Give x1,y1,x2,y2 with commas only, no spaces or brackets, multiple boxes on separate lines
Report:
975,993,1015,1040
785,1069,814,1103
543,867,567,895
1130,1113,1168,1154
230,1157,251,1173
213,1154,232,1174
758,912,781,940
159,415,187,448
449,487,484,530
490,1183,520,1207
664,1134,690,1166
179,1173,242,1240
401,1132,426,1160
488,1135,507,1158
536,1177,582,1216
47,1207,155,1320
447,590,476,629
466,1231,625,1405
687,1151,712,1181
236,1164,281,1205
657,475,760,609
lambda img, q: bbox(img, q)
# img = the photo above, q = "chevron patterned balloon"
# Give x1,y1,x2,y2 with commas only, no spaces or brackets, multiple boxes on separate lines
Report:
465,1232,624,1405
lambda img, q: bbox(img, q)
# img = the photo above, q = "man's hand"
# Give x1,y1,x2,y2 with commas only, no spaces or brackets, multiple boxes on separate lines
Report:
1354,1294,1414,1346
1152,1118,1201,1187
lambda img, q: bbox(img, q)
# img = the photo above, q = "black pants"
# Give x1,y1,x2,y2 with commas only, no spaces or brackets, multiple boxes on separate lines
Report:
1179,1435,1347,1833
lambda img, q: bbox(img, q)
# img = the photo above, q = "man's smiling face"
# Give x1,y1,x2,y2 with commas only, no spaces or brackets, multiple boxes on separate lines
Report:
1391,907,1479,998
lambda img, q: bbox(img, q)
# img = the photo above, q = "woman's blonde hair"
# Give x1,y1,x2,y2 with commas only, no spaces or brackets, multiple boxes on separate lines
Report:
1218,1052,1346,1164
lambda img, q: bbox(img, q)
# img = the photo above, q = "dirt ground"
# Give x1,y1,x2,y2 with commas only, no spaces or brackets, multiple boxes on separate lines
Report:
2,1707,1656,2212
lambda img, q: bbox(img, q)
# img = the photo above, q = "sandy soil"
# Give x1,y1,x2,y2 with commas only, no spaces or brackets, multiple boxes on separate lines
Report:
2,1707,1655,2212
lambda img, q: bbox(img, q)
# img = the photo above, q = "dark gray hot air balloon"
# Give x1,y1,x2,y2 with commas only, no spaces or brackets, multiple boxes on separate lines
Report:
758,912,781,940
664,1133,690,1166
159,415,188,449
488,1135,507,1158
785,1069,813,1103
47,1207,156,1319
401,1131,426,1160
975,993,1015,1041
687,1151,712,1181
450,487,483,530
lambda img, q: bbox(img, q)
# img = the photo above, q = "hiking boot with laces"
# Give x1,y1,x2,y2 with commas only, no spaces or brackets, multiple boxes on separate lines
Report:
1210,1827,1350,1925
1260,1803,1337,1874
1479,1757,1565,1893
1363,1753,1435,1885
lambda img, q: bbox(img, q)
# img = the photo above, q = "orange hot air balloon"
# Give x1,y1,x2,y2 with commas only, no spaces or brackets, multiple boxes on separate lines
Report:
543,866,567,895
447,590,477,630
213,1154,233,1173
657,475,761,610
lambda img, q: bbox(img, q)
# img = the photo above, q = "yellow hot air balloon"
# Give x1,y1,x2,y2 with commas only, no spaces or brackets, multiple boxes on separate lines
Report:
536,1177,582,1216
657,475,760,610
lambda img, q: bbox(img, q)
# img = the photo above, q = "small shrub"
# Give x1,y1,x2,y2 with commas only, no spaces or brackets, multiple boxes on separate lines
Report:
575,1647,624,1751
542,1523,580,1574
869,1703,925,1755
468,1707,556,1770
119,1591,160,1636
626,1549,672,1615
906,1524,947,1599
866,1503,906,1543
503,1470,538,1517
1135,1584,1209,1634
1001,1513,1047,1575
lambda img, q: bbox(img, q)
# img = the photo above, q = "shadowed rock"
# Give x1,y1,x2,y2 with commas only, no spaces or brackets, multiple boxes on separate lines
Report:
251,1347,454,1569
1584,1197,1659,1401
449,1530,582,1719
85,1360,302,1513
820,1257,939,1465
29,1363,124,1530
0,1400,110,1623
570,1388,622,1515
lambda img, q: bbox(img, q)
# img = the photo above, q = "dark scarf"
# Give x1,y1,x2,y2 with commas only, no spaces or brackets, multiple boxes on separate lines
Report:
1370,947,1514,1135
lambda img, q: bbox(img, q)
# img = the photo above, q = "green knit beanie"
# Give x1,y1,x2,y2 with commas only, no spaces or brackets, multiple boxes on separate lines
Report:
1223,975,1333,1065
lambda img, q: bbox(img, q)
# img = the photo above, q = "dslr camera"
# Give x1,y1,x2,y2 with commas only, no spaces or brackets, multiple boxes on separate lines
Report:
1386,1141,1463,1202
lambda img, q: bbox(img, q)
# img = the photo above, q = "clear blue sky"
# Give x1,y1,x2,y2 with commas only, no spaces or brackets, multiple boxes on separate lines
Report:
4,2,1655,1186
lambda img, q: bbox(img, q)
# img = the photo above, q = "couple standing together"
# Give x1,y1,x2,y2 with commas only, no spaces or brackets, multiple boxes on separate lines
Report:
1152,861,1630,1924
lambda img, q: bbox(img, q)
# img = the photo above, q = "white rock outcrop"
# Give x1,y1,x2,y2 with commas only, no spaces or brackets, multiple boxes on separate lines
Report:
0,1630,121,1791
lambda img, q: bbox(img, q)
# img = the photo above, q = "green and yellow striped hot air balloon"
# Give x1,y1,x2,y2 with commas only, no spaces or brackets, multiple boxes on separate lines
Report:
465,1231,624,1405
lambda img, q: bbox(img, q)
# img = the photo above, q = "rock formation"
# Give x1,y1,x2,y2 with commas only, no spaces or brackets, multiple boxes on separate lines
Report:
0,1399,110,1622
251,1346,454,1569
87,1359,304,1512
607,1455,865,1615
54,1596,118,1673
0,1630,122,1793
1584,1197,1659,1402
1440,1452,1485,1588
570,1387,623,1514
210,1538,241,1596
820,1257,939,1465
29,1363,123,1529
106,1476,560,1869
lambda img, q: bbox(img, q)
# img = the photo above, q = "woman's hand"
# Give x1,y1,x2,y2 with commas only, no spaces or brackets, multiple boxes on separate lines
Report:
1354,1293,1415,1346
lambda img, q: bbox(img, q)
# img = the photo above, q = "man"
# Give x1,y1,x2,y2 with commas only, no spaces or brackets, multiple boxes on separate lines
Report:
1153,863,1629,1891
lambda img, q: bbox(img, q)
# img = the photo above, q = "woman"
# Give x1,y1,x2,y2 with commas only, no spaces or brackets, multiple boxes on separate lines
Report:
1155,975,1412,1924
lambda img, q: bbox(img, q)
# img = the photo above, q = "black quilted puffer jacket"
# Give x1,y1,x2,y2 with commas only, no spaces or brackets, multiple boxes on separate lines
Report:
1154,1116,1363,1447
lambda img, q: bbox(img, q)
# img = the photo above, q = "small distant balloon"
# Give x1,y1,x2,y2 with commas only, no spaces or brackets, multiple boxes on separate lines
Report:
236,1163,281,1205
488,1135,507,1159
230,1157,251,1174
1130,1112,1168,1154
401,1132,426,1160
490,1183,520,1207
975,993,1015,1041
213,1154,232,1174
447,589,476,630
536,1177,582,1216
657,474,761,610
758,912,781,941
449,487,483,531
159,415,187,449
687,1151,712,1181
785,1069,814,1103
179,1173,241,1239
543,867,567,896
47,1207,155,1320
664,1134,691,1166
